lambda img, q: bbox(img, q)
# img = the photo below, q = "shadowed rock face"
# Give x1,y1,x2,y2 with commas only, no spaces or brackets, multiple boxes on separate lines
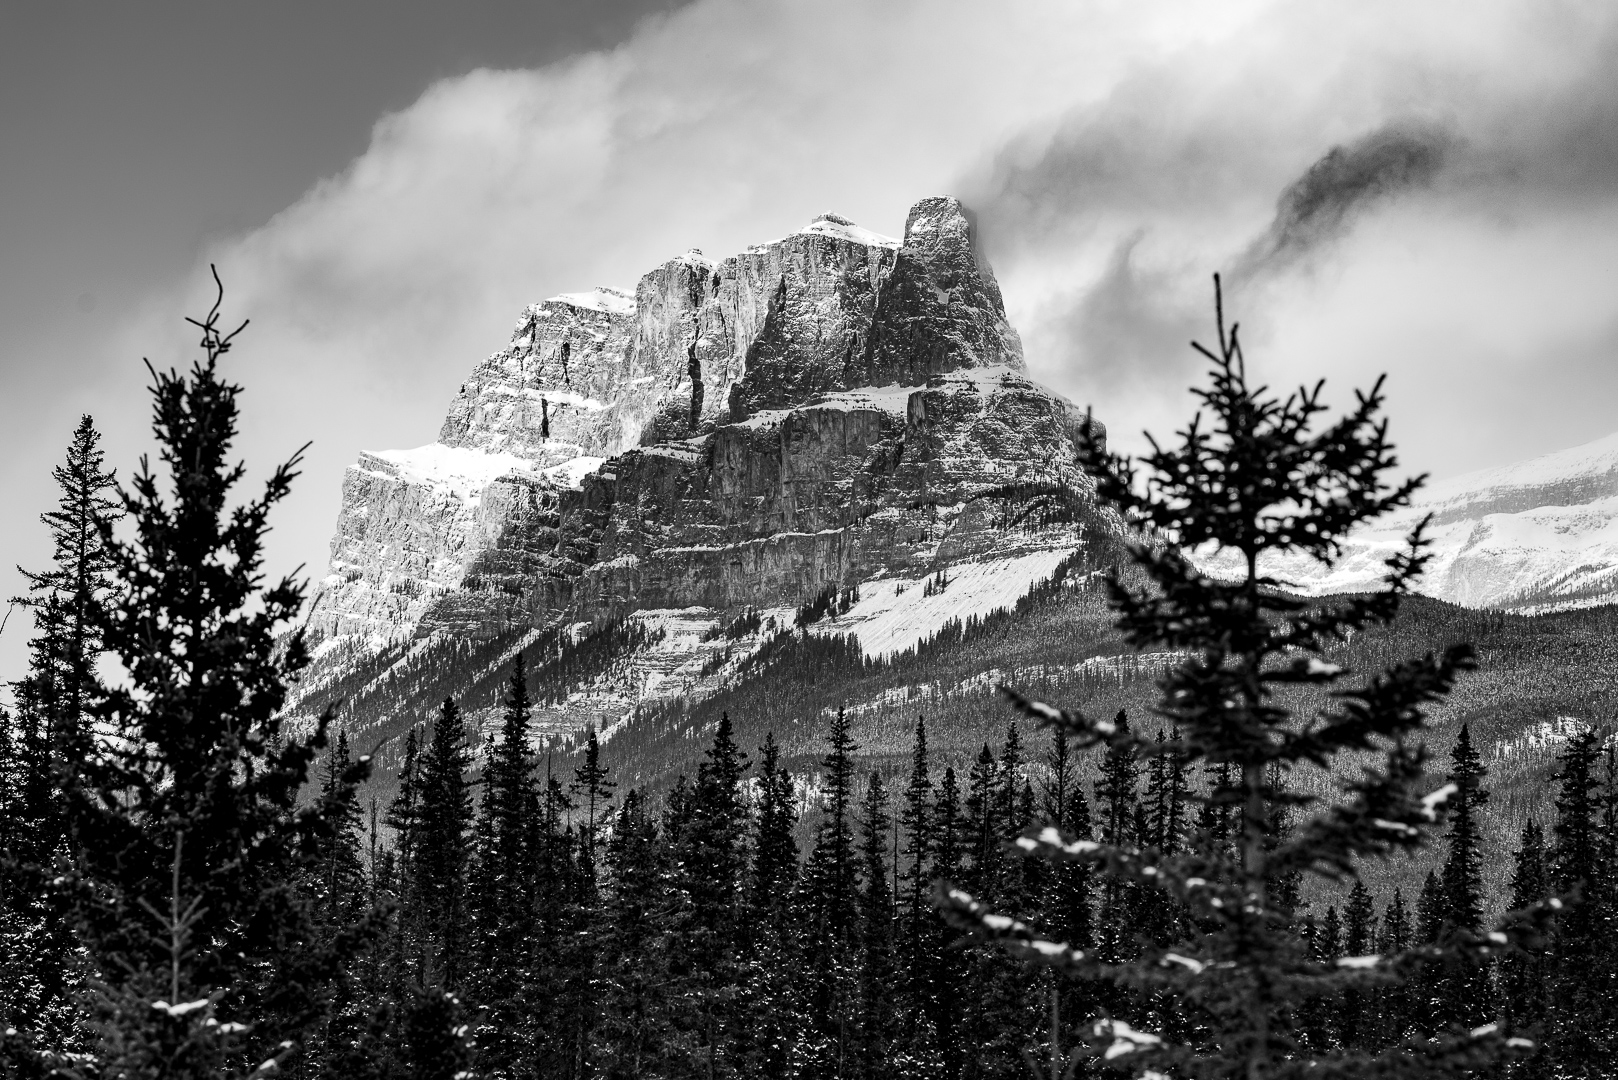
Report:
305,196,1101,644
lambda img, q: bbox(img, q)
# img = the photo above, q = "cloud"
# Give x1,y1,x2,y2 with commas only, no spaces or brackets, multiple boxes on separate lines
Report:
1232,124,1454,281
964,0,1618,467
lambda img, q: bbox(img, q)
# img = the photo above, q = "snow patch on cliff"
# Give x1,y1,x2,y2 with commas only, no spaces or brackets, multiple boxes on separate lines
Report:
813,383,921,416
366,444,534,500
814,547,1078,661
798,214,900,250
548,287,636,315
544,456,607,489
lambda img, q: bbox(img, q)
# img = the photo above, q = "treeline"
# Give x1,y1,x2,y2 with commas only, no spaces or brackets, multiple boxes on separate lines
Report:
336,661,1618,1078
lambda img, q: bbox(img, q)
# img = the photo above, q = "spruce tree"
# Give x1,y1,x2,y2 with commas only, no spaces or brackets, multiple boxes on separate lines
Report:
929,766,967,1077
1092,710,1139,966
1377,888,1414,1043
15,414,120,758
746,732,804,1079
856,772,897,1077
1439,725,1489,934
1544,728,1614,1072
965,744,1002,898
804,706,861,1076
571,725,616,878
469,654,542,1075
1500,820,1549,1073
943,277,1555,1077
1041,728,1094,952
1341,878,1377,1049
314,730,368,926
1,416,120,1054
414,698,473,989
896,717,936,1049
598,788,671,1077
1432,723,1491,1028
55,271,375,1078
385,725,423,973
667,712,750,1077
751,731,800,924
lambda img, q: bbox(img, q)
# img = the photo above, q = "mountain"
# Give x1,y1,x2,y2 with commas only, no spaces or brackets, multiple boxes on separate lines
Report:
1222,430,1618,611
288,196,1120,747
284,194,1618,874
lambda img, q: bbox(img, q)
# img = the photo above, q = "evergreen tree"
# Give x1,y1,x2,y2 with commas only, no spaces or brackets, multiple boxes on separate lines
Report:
1439,725,1489,933
751,731,800,926
571,725,616,879
1092,710,1139,965
856,772,896,1077
597,789,671,1078
666,711,750,1077
56,273,377,1078
804,706,862,1076
0,416,120,1053
746,733,804,1079
414,698,473,989
965,744,1001,898
1377,888,1415,1043
894,717,937,1056
469,654,542,1075
1544,728,1615,1072
1197,759,1238,855
1040,728,1094,952
1500,820,1550,1073
386,725,424,970
928,766,966,1076
15,414,120,759
998,724,1025,841
314,731,368,925
1340,878,1377,1049
1432,723,1492,1027
943,277,1554,1077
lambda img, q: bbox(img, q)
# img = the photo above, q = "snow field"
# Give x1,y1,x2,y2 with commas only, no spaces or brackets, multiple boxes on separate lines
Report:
811,547,1080,661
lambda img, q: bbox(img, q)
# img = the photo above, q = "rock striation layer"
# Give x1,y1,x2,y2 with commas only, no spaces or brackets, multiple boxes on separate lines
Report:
304,196,1103,647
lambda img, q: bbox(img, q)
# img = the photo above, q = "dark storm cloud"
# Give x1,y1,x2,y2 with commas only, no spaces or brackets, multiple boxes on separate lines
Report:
1231,124,1454,281
966,9,1618,400
1048,231,1204,392
997,124,1458,391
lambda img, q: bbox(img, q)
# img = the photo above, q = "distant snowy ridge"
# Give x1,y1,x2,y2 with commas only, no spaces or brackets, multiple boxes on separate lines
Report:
1200,429,1618,612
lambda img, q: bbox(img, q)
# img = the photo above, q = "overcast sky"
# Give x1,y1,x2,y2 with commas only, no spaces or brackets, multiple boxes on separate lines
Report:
4,0,1617,680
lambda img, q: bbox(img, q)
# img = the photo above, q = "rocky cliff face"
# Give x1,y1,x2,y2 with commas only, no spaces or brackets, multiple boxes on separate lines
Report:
303,196,1104,660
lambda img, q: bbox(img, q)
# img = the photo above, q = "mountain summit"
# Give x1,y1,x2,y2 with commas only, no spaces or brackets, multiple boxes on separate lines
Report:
293,197,1113,735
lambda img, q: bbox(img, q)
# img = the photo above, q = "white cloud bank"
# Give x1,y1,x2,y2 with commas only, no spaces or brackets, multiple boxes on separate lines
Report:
95,0,1618,600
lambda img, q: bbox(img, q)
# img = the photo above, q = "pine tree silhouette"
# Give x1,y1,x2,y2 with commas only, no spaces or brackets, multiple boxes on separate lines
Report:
941,275,1558,1078
1,415,120,1053
415,698,473,988
1432,723,1492,1027
804,705,861,1076
55,270,374,1078
1543,728,1616,1071
856,772,896,1076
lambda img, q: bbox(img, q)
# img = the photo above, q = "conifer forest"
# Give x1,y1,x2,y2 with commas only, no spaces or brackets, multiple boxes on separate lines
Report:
4,276,1617,1080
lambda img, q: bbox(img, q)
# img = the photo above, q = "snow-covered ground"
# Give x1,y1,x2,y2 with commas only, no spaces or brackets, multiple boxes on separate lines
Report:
812,547,1078,661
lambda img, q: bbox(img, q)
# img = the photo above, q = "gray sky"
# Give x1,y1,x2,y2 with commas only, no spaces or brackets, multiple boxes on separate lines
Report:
4,0,1617,682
